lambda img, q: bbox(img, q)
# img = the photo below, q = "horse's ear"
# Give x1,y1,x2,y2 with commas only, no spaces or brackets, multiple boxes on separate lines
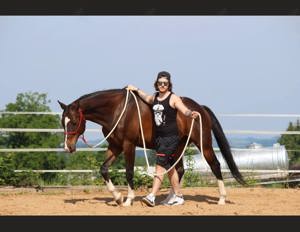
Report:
58,100,67,110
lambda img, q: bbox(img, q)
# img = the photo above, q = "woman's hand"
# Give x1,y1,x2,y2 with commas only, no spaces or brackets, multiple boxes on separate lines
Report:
191,111,198,119
126,84,139,91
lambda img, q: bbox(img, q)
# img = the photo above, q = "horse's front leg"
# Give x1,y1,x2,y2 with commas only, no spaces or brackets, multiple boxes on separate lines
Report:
100,147,124,205
122,142,136,207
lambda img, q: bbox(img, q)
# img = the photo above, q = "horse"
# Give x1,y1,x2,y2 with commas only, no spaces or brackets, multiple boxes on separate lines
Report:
58,88,246,206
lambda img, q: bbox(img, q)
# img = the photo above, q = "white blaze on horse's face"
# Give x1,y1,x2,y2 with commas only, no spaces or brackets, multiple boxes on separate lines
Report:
64,116,71,151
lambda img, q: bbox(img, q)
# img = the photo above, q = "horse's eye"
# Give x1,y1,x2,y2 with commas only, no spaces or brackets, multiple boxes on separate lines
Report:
71,121,77,126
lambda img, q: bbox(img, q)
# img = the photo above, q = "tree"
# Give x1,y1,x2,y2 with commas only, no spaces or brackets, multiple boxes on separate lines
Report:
0,92,64,185
0,92,62,148
278,119,300,166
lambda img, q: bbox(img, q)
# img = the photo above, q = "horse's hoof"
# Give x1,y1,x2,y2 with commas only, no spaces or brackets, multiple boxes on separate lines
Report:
123,198,134,207
218,198,226,205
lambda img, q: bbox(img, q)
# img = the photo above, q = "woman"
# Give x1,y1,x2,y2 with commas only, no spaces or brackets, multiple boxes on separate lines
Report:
127,71,198,207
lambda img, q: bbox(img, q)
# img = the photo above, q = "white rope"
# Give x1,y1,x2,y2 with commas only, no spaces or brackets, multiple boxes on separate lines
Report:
129,91,150,169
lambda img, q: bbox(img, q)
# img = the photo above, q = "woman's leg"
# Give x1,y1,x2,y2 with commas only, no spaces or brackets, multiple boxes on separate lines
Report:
150,164,165,195
142,164,165,207
167,167,181,195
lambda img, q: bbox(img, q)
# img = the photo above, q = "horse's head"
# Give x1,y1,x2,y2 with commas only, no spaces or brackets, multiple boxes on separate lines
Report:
58,100,86,153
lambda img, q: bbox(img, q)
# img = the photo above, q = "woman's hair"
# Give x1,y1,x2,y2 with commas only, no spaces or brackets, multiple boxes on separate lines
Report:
154,71,173,91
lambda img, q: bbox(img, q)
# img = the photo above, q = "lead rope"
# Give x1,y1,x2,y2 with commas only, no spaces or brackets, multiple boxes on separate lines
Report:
130,91,203,178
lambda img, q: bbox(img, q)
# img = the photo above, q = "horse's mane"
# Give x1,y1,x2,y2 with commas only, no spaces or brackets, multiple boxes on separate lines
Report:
77,88,124,101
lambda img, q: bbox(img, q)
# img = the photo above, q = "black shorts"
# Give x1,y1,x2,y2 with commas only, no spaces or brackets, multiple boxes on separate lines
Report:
155,135,180,169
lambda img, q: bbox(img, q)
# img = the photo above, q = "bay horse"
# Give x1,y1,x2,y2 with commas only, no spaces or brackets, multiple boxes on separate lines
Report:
58,88,246,206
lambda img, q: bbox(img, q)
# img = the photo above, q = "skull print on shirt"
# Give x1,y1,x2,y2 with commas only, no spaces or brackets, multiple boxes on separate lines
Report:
152,102,165,126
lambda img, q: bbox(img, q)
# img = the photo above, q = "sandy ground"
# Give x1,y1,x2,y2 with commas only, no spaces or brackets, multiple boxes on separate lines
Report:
0,186,299,215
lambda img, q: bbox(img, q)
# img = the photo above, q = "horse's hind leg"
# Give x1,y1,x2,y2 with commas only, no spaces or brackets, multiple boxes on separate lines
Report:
122,142,136,207
192,116,227,205
201,145,227,205
100,146,123,205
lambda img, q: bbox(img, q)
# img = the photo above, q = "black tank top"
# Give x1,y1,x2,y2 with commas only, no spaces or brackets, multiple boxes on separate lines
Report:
152,92,179,137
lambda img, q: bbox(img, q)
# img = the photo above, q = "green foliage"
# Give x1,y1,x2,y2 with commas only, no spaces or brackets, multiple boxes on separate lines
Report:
278,119,300,166
0,92,62,149
0,92,63,186
0,153,17,185
66,152,100,170
185,145,197,156
182,154,203,187
133,172,153,189
13,171,41,187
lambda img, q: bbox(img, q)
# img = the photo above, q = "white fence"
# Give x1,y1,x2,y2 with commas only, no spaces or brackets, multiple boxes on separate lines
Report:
1,112,300,185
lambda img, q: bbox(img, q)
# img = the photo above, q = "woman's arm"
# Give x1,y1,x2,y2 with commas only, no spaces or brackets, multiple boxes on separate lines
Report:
171,95,198,119
126,84,154,104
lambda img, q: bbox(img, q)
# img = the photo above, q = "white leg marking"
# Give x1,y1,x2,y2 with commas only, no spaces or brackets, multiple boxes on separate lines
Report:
64,117,71,151
106,179,122,202
123,184,135,207
217,180,226,205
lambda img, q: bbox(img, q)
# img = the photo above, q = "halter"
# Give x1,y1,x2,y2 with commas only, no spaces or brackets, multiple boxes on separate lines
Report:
64,108,86,136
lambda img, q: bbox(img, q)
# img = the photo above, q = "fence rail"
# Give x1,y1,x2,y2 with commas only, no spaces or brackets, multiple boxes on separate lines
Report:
1,128,300,135
1,112,300,186
13,169,300,173
1,147,299,153
1,112,300,117
1,112,299,135
0,128,100,133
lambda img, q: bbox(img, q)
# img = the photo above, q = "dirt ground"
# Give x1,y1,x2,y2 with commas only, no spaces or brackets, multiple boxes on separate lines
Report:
0,186,299,215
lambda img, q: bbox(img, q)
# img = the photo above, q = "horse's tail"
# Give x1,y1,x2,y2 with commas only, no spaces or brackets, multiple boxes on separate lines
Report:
202,105,247,185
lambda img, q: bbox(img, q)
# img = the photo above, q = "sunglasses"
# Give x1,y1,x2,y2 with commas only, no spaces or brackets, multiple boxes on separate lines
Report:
157,81,169,87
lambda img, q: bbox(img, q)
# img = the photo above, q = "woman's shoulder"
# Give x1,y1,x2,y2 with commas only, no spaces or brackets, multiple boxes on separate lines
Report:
170,92,180,100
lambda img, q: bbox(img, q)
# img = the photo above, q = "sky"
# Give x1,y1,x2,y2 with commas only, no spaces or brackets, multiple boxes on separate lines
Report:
0,16,299,140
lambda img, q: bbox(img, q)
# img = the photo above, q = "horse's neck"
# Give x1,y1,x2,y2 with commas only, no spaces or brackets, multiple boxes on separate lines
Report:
80,91,124,129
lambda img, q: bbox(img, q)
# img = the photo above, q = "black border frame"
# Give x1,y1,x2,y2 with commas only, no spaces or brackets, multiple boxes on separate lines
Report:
0,0,300,231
